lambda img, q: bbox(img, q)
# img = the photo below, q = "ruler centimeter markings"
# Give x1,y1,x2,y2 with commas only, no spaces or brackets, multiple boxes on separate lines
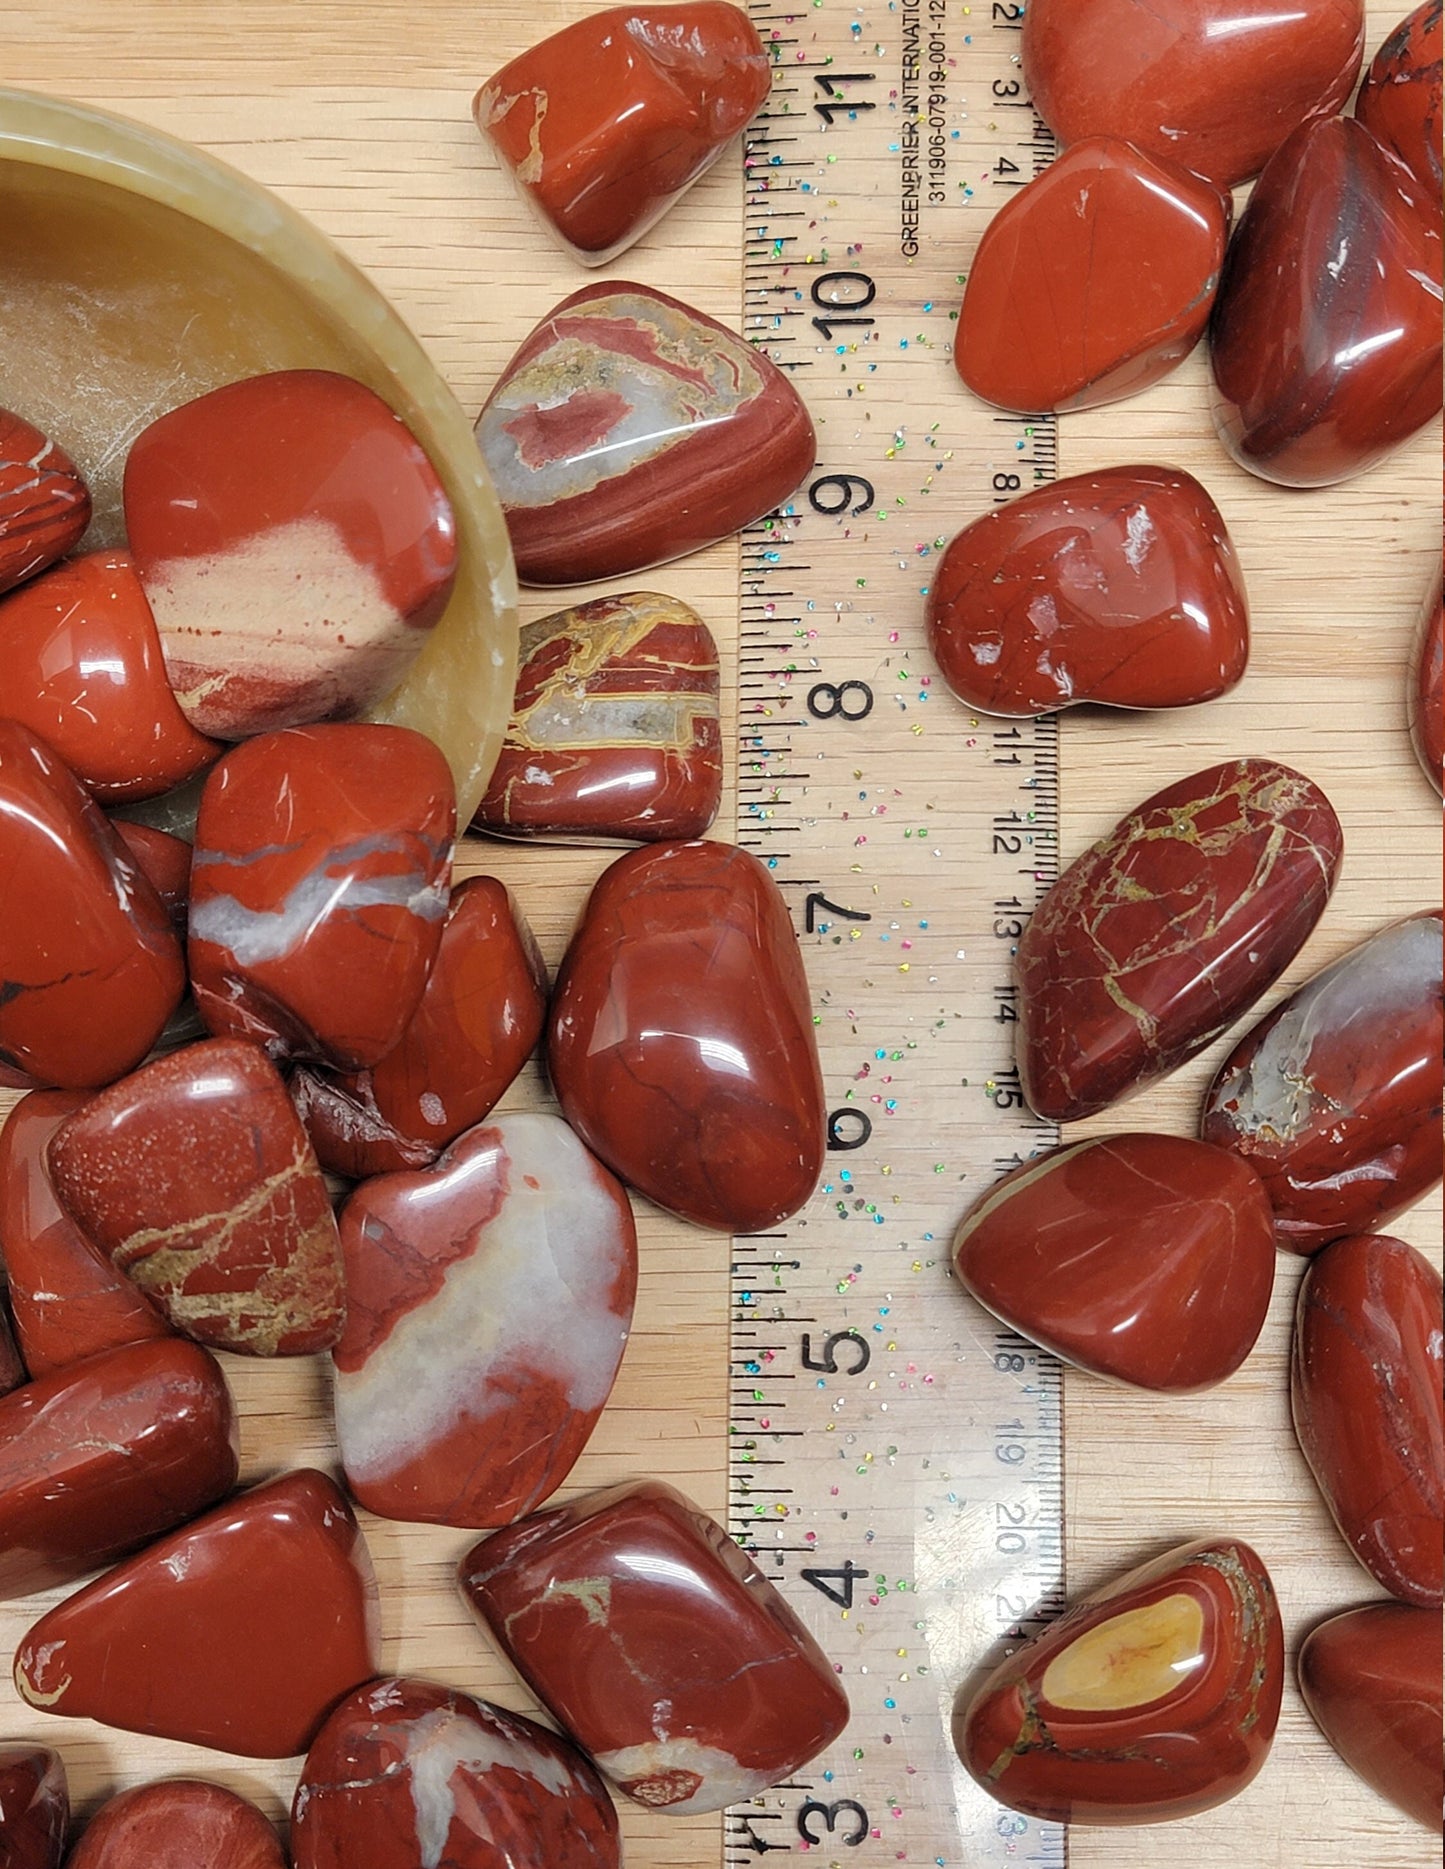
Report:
728,5,1066,1865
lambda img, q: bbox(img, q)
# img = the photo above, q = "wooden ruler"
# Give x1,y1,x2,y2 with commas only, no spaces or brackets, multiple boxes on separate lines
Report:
727,5,1068,1863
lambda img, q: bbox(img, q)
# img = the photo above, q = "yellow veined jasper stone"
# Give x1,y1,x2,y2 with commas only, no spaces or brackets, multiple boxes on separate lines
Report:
954,1537,1284,1824
1040,1593,1205,1712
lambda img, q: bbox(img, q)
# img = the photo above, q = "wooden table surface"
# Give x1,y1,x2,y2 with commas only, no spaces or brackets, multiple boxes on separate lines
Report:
0,4,1439,1866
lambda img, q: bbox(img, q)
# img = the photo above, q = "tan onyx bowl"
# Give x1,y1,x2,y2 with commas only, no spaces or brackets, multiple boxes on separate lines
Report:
0,85,518,821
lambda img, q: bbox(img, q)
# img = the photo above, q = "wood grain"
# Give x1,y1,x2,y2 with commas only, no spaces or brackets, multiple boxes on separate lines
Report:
0,3,1439,1865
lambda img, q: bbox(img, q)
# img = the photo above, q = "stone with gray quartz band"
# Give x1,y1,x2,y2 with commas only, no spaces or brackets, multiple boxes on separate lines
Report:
1201,909,1444,1252
187,722,456,1070
290,1677,620,1868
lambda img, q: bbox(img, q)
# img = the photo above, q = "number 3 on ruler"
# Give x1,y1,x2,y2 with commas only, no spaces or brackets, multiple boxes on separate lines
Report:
797,1797,870,1846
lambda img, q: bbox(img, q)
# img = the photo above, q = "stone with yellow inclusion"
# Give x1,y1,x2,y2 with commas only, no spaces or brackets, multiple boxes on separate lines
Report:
1040,1595,1205,1713
1016,758,1342,1123
955,1537,1284,1825
46,1038,345,1358
473,591,722,843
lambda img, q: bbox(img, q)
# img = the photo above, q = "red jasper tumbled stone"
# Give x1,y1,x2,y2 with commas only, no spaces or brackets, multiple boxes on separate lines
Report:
548,839,825,1233
952,1134,1275,1392
1210,116,1443,487
292,875,546,1180
0,1337,237,1598
0,721,185,1090
1201,911,1443,1252
14,1469,380,1758
1357,1,1443,198
1298,1603,1444,1830
954,1537,1284,1824
476,282,816,585
927,468,1249,716
1410,565,1444,796
111,821,191,932
47,1038,346,1358
334,1114,636,1529
461,1478,849,1813
1291,1234,1444,1606
123,370,458,739
473,591,723,842
0,1089,173,1377
0,551,219,800
188,723,455,1070
1022,0,1365,189
1018,758,1342,1123
65,1781,285,1869
955,139,1230,415
0,410,89,596
292,1677,622,1868
0,1744,68,1869
477,3,770,265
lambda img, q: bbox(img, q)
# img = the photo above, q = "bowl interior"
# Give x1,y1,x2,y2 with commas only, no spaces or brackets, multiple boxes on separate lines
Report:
0,89,518,821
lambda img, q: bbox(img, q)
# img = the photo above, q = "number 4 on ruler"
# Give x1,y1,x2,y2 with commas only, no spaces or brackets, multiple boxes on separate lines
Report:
801,1560,869,1609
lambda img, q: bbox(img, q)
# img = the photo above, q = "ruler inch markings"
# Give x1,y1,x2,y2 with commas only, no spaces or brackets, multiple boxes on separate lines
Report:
729,5,1065,1865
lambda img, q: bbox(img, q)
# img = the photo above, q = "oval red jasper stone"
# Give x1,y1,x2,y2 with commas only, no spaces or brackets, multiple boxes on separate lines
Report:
952,1134,1276,1392
0,721,185,1090
1209,115,1444,487
65,1781,285,1869
334,1113,636,1528
460,1479,849,1813
1291,1233,1444,1606
1023,0,1365,189
1298,1602,1444,1830
1357,1,1443,197
0,410,89,596
188,723,455,1070
13,1469,381,1758
1017,758,1342,1123
0,1744,67,1869
477,2,770,264
123,370,458,739
0,1090,173,1377
1201,911,1443,1252
292,1677,621,1868
548,838,825,1232
474,590,723,841
955,138,1230,415
477,282,816,585
0,551,219,800
47,1038,345,1358
0,1336,237,1598
954,1537,1284,1824
292,875,546,1180
927,467,1249,715
1410,565,1444,796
